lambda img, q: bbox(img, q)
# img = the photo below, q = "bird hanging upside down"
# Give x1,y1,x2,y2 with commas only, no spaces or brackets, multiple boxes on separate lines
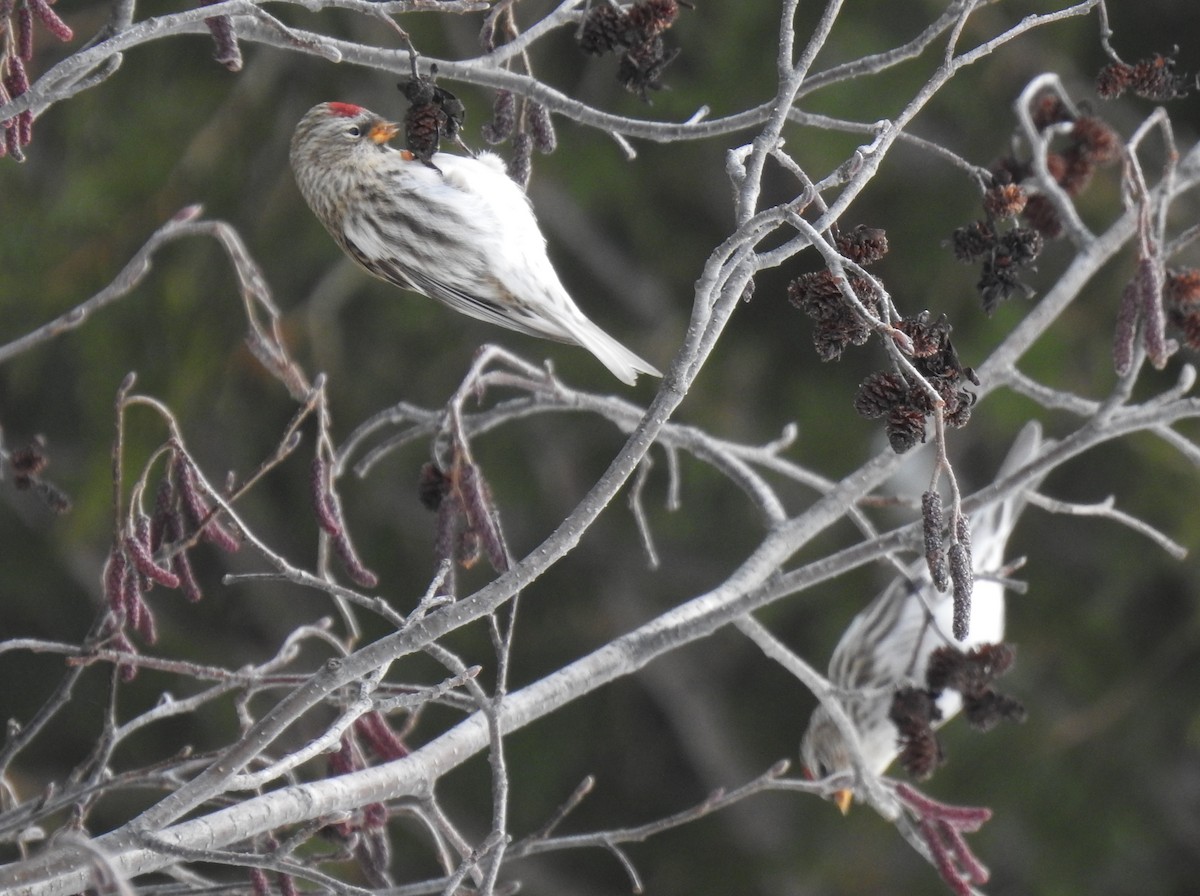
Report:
289,102,660,386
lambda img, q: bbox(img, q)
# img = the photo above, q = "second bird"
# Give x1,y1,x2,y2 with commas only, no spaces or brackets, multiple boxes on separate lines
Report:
800,421,1047,811
289,102,661,385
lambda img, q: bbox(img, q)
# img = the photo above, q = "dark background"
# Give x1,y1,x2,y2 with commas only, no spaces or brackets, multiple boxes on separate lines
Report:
2,1,1199,893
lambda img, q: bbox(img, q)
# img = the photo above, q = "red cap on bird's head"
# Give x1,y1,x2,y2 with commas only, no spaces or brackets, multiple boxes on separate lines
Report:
327,102,365,117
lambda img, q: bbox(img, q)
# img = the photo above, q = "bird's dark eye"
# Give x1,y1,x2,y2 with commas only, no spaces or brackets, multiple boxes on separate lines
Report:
804,761,829,780
346,125,362,138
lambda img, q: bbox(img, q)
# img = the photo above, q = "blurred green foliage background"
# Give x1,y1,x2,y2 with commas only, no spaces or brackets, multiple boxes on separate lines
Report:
2,1,1199,893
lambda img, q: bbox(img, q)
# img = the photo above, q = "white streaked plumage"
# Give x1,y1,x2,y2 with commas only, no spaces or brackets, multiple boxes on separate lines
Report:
800,421,1047,785
290,102,660,385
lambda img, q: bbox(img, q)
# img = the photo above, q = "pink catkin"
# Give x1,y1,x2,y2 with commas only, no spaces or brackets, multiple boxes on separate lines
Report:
919,818,971,896
175,455,241,552
1138,258,1170,368
125,533,181,590
938,818,991,883
248,868,270,896
203,14,242,72
29,0,73,42
1113,276,1140,376
7,55,29,95
310,454,343,537
331,528,378,588
355,711,409,761
103,548,128,613
17,6,34,60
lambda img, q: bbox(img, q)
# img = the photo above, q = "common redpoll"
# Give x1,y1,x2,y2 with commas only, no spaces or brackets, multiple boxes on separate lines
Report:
800,421,1046,810
289,102,661,385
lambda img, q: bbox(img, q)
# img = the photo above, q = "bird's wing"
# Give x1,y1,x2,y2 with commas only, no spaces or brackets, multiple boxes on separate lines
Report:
340,154,587,343
428,154,602,336
339,212,571,342
828,573,945,693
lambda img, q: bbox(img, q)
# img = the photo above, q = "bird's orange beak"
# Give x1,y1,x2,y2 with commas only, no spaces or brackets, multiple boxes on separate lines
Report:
369,120,399,144
834,789,853,815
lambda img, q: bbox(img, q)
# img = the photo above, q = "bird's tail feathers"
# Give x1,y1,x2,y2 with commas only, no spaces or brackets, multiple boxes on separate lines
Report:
570,316,661,385
970,420,1050,575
